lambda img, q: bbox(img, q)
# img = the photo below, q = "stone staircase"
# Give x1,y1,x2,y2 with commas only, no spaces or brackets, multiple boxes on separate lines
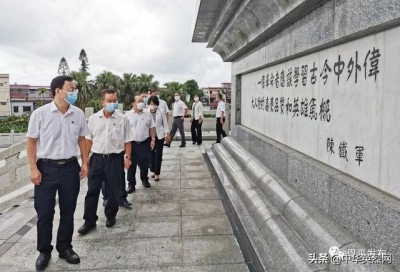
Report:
206,137,398,272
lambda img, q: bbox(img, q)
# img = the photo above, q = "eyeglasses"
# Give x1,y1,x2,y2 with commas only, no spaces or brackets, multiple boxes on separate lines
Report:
61,88,79,93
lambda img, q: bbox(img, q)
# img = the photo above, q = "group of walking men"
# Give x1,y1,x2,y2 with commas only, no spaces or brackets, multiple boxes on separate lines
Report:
26,75,227,270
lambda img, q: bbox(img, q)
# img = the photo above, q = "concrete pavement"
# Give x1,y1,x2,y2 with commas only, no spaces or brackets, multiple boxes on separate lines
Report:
0,142,249,271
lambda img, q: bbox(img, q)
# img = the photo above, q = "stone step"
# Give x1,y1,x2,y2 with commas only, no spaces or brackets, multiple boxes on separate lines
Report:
207,137,399,272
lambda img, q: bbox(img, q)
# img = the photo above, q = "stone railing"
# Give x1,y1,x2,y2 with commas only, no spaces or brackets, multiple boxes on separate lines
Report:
0,140,32,212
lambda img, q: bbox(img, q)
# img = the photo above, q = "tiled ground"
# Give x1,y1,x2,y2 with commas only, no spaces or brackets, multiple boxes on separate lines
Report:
0,142,248,271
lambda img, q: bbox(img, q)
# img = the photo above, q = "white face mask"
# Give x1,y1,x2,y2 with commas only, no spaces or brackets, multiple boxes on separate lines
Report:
150,105,158,111
174,96,180,101
137,102,145,110
194,97,199,102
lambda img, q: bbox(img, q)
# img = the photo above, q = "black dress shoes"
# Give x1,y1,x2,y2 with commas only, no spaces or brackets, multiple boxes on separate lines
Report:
106,218,116,228
77,224,96,235
120,199,132,208
35,252,51,271
142,181,151,188
59,248,80,264
179,144,186,148
126,185,135,194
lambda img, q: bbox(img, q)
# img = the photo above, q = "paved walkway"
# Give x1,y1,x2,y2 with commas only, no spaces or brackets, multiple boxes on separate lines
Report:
0,142,248,271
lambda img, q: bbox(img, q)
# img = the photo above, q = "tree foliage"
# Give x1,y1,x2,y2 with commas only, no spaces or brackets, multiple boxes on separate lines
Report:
79,49,89,72
70,70,94,110
58,57,70,75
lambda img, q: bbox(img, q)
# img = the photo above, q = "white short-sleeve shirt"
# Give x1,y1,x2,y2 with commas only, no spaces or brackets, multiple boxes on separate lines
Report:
172,100,187,117
26,101,89,160
216,101,226,118
125,110,156,142
159,99,169,115
86,109,134,154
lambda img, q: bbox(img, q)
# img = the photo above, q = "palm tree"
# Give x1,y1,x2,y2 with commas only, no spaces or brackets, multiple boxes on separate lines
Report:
70,70,93,110
137,73,159,94
162,81,186,109
94,71,121,97
119,73,138,108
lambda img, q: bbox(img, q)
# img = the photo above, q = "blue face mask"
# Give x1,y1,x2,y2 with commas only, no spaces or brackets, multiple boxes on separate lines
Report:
143,97,148,105
105,103,118,113
65,92,78,105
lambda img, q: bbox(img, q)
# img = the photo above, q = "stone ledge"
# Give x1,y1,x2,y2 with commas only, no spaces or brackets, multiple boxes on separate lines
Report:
233,125,400,270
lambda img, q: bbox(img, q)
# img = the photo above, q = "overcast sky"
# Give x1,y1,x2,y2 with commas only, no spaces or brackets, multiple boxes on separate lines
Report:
0,0,230,88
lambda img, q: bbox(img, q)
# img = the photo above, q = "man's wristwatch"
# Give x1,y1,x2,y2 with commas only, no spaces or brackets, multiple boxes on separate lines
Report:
151,138,156,140
124,155,131,160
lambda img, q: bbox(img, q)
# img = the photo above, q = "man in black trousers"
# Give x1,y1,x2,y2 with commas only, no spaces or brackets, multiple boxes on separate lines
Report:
125,95,156,193
78,89,133,235
27,75,89,270
215,93,228,143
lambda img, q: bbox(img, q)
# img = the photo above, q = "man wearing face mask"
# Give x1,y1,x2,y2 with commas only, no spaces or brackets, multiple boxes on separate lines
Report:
165,92,188,148
125,96,156,193
78,89,133,235
27,76,89,270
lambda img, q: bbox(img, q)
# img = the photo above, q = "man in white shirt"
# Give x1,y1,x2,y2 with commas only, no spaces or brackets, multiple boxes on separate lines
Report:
78,89,133,235
150,90,169,122
215,93,228,143
165,92,188,148
27,76,89,270
125,96,156,193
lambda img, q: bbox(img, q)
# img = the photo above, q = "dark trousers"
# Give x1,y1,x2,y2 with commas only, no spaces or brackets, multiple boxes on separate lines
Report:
102,167,126,202
83,153,124,226
34,159,80,253
149,137,165,175
216,117,227,143
170,117,185,145
127,138,150,186
190,119,202,144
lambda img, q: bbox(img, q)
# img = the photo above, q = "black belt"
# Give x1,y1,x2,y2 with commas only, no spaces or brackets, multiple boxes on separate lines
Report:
38,157,77,165
92,152,124,158
132,138,150,145
174,116,182,119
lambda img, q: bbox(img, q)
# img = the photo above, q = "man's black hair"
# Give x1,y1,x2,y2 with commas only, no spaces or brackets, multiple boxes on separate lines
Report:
50,75,74,96
100,89,116,100
217,93,223,100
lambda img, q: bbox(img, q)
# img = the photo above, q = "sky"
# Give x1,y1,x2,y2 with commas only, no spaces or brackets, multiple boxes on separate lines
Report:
0,0,231,88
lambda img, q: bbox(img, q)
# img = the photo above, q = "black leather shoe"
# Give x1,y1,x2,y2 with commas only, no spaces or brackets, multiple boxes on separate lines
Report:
77,224,96,235
164,143,170,147
119,199,132,208
35,252,51,271
142,181,151,188
192,142,196,145
197,142,202,145
106,218,116,228
179,144,186,148
126,185,135,194
59,248,80,264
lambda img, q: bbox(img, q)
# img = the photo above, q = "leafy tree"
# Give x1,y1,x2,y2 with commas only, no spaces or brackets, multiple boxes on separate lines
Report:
137,73,159,94
162,81,186,109
58,57,70,75
79,49,89,72
182,79,202,101
119,73,138,109
70,70,94,110
94,70,121,98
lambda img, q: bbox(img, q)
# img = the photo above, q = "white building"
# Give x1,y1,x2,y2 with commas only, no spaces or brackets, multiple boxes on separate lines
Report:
0,74,11,117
